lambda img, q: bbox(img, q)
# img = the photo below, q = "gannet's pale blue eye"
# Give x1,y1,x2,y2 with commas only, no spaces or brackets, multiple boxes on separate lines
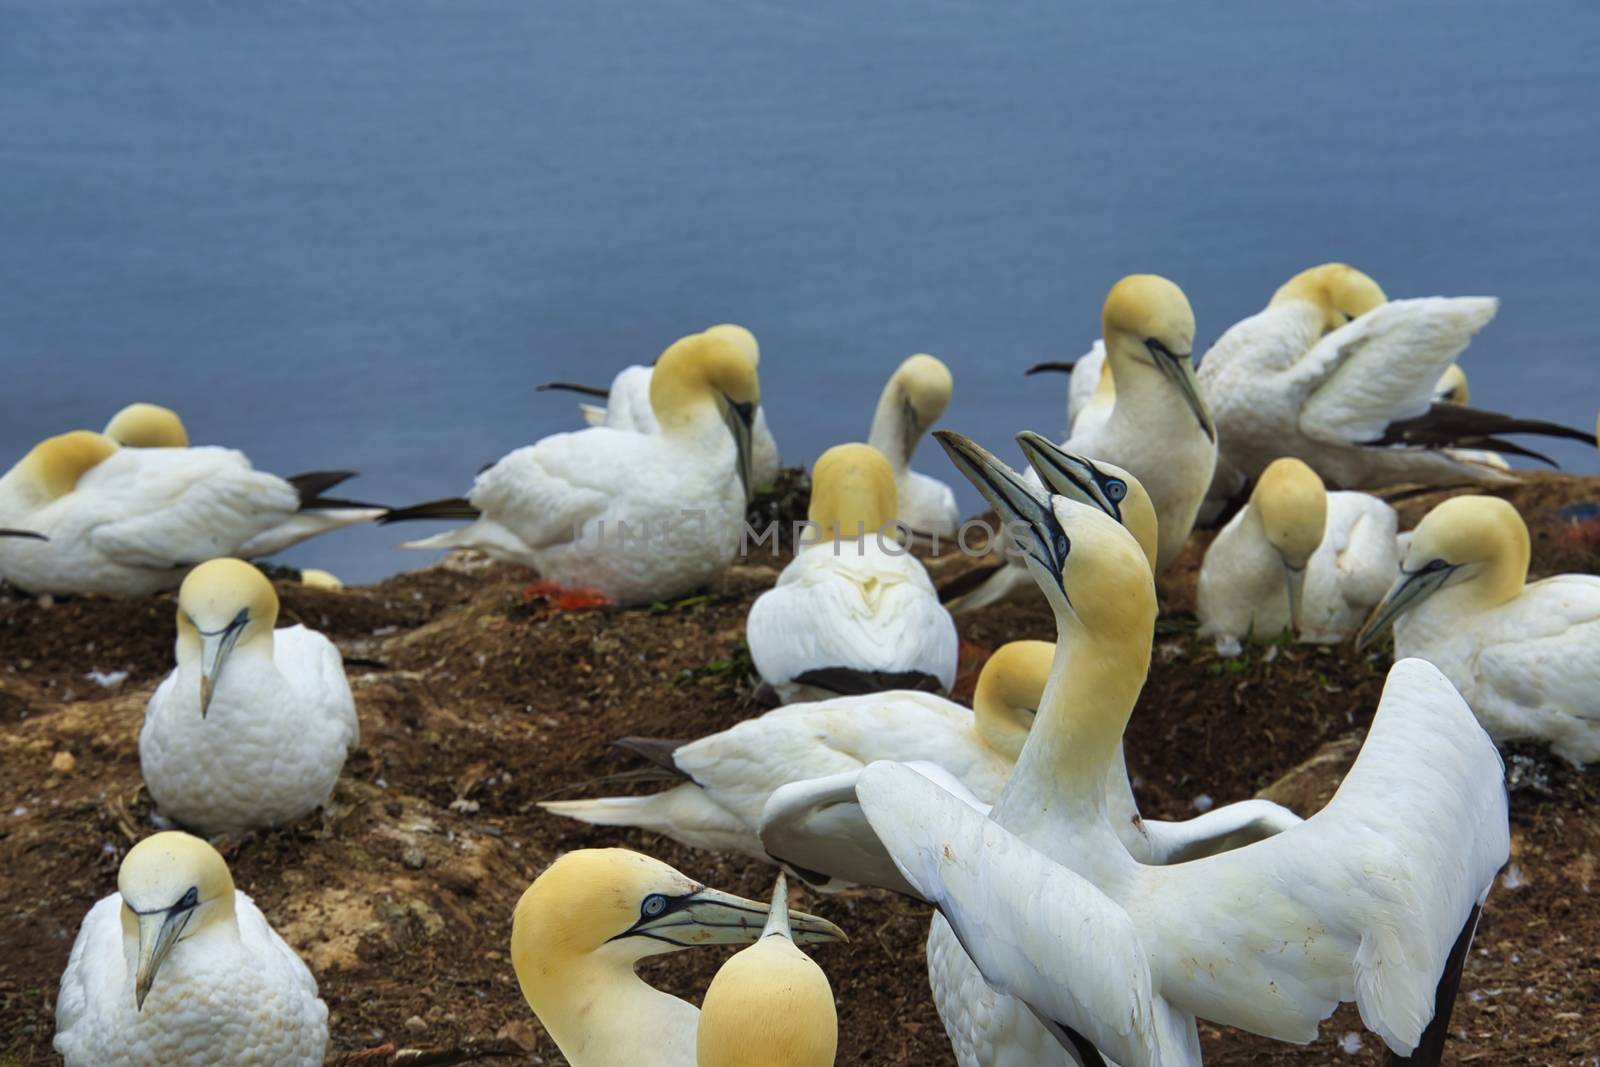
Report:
1106,480,1126,502
642,893,668,918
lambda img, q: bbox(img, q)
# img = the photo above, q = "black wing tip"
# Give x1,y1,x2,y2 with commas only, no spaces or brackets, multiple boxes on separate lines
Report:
790,667,945,697
1024,360,1077,376
0,529,48,541
378,497,480,524
536,381,611,398
613,736,690,778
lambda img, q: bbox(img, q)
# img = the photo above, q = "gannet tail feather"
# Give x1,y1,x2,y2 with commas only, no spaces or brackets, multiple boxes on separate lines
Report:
285,470,359,503
380,497,481,523
536,381,612,398
539,782,752,851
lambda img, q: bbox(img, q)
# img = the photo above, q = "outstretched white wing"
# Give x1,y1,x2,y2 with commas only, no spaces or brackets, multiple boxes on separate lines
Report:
858,761,1170,1067
1293,297,1497,447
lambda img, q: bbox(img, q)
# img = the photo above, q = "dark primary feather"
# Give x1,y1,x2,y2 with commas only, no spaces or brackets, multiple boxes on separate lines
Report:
286,470,358,503
790,667,945,696
1372,403,1594,465
1387,904,1482,1067
612,736,690,779
1024,360,1077,376
0,529,47,541
536,381,611,399
379,497,481,524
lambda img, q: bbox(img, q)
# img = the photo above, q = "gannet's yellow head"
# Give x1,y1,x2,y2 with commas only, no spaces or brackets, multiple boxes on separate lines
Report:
299,568,344,590
651,330,763,499
704,323,760,365
891,354,954,432
972,639,1053,760
697,875,838,1067
1100,275,1212,441
1016,432,1158,572
807,443,899,542
104,403,189,448
14,431,118,501
1250,458,1327,630
1356,495,1530,648
1270,263,1388,332
117,832,236,1010
1435,364,1470,406
176,559,279,717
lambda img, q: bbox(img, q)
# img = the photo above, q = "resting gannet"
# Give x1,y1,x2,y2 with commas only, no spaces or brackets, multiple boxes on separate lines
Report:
697,874,838,1067
104,403,189,448
865,354,961,538
298,568,344,590
863,432,1509,1066
1358,494,1600,766
747,443,957,703
538,324,781,489
385,329,761,606
140,559,358,835
54,832,328,1066
0,430,380,596
509,848,844,1067
1199,264,1590,499
946,276,1215,614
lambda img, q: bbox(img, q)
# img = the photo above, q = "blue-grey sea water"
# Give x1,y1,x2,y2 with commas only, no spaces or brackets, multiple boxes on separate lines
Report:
3,0,1597,583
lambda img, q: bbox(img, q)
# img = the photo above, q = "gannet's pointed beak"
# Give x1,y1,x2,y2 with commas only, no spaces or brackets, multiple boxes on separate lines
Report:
1284,564,1306,634
609,883,845,949
1355,562,1458,649
722,398,756,502
133,899,196,1010
1146,341,1215,442
934,430,1068,579
760,873,793,941
1015,432,1118,520
197,608,250,718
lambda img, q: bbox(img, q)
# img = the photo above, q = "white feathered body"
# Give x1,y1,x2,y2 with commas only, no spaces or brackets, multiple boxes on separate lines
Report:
140,626,358,835
896,469,961,539
747,537,958,703
418,420,749,606
0,447,299,596
1395,574,1600,765
584,364,781,488
54,891,328,1067
1200,297,1511,491
1064,341,1113,440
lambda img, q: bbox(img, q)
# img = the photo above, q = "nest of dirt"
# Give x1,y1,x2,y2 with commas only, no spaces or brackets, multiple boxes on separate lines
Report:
3,473,1598,1065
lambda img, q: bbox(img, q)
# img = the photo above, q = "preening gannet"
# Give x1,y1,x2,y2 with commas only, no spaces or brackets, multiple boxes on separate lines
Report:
509,848,845,1067
946,276,1216,614
539,324,782,489
697,874,838,1067
1198,457,1329,644
0,430,381,596
54,832,328,1067
140,559,358,835
746,443,957,703
104,403,189,448
540,642,1050,891
865,354,961,537
1358,494,1600,766
1199,264,1591,498
1433,364,1469,406
863,433,1509,1066
385,329,761,606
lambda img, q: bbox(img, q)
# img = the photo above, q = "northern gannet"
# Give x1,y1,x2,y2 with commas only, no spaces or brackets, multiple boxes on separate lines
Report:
746,443,957,703
538,324,781,489
864,432,1510,1066
54,832,328,1066
1199,264,1591,499
865,354,961,538
540,642,1051,891
509,848,845,1067
697,874,838,1067
299,567,344,590
946,275,1216,614
104,403,189,447
1433,364,1469,406
140,559,358,835
1358,494,1600,766
0,431,381,596
384,329,761,606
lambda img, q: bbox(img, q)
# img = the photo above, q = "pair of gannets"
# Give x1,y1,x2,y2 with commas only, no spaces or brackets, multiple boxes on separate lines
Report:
948,275,1216,614
140,559,359,835
543,324,783,490
0,409,381,596
855,431,1509,1066
1358,494,1600,766
1199,264,1591,506
385,329,761,606
511,849,840,1067
1197,457,1400,646
746,443,957,703
55,832,328,1066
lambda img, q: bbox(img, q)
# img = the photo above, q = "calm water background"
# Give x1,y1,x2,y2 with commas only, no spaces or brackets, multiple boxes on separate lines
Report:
3,1,1597,583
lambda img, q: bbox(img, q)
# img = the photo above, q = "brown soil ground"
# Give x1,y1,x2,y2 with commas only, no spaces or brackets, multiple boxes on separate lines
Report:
2,472,1598,1066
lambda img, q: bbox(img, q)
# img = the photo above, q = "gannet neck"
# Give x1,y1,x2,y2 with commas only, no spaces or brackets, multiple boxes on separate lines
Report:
807,443,899,541
15,431,118,502
515,940,691,1064
972,640,1052,761
105,403,190,448
1269,263,1388,332
867,354,952,469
